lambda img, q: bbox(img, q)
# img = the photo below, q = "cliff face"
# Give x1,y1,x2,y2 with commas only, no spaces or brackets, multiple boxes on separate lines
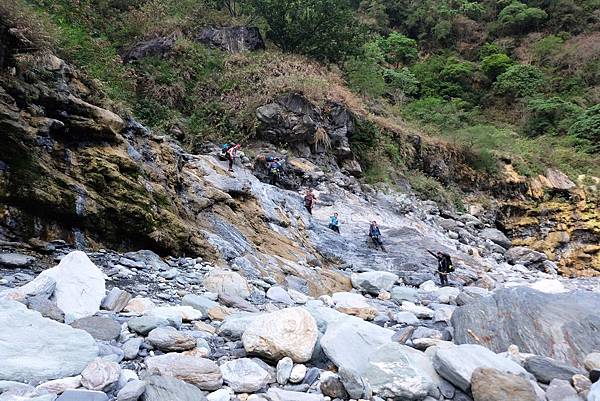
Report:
500,170,600,276
1,23,599,282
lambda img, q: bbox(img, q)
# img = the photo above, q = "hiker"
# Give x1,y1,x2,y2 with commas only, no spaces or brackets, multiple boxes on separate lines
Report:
268,157,284,185
304,189,317,215
427,250,453,287
369,221,384,250
226,143,241,172
328,212,340,233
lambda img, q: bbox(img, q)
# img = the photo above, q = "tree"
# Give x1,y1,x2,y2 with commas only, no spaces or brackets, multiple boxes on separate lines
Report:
494,64,546,98
481,53,514,81
524,96,581,136
383,67,420,96
377,32,418,67
568,104,600,150
497,1,547,34
251,0,365,63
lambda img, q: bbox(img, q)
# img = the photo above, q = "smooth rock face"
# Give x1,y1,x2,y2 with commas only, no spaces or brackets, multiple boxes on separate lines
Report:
0,299,98,382
181,294,218,315
452,287,600,368
470,368,537,401
433,344,527,391
0,253,35,268
363,343,436,400
80,358,120,391
350,271,398,295
147,326,197,352
38,251,106,323
70,316,121,341
203,269,251,299
116,379,146,401
141,375,207,401
57,389,108,401
220,358,270,393
242,307,318,363
145,353,223,390
524,355,584,384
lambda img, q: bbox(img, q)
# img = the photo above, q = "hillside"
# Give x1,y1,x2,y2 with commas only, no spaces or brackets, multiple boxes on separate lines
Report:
1,1,600,401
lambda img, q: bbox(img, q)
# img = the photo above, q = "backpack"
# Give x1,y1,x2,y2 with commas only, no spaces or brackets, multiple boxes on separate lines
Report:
221,143,233,154
445,255,454,272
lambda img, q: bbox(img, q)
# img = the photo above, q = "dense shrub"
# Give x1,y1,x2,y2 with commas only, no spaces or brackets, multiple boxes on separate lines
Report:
497,1,547,34
377,32,418,67
568,104,600,149
494,64,546,98
523,96,581,137
481,53,514,81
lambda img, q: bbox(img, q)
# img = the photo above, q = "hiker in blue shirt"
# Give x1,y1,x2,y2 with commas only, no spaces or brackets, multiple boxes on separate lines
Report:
328,212,340,233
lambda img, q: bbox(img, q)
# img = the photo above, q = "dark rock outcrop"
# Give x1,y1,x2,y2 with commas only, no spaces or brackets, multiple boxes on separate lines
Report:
452,287,600,368
256,93,362,177
121,34,178,63
195,26,265,53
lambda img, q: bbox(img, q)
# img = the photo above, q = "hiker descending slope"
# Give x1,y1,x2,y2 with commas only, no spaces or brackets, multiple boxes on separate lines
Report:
224,143,241,172
328,212,340,233
304,189,317,215
428,250,454,286
369,220,385,251
267,157,284,185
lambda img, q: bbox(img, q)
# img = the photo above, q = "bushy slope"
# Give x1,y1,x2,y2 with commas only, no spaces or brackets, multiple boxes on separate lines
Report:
7,0,600,188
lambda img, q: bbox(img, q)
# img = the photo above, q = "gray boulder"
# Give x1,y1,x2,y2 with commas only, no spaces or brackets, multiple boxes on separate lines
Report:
26,295,65,322
217,313,262,340
195,26,265,53
0,253,35,268
117,379,146,401
70,316,121,341
432,344,527,391
390,286,420,304
146,326,196,352
141,375,207,401
57,389,108,401
505,246,547,267
121,35,176,63
480,228,511,249
128,314,180,335
0,299,98,382
545,378,579,401
101,288,131,313
351,271,398,295
181,294,218,315
452,287,600,368
524,355,584,384
220,358,270,393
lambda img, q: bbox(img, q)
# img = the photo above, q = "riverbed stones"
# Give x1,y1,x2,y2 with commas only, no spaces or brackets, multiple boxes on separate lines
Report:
276,357,293,385
145,353,222,390
57,389,108,401
0,299,98,382
116,379,145,401
319,372,347,399
101,288,131,313
350,271,398,295
0,253,35,268
433,344,527,391
220,358,270,393
80,358,120,391
470,368,537,401
70,316,121,341
36,376,82,394
26,295,65,322
203,269,251,299
266,287,294,304
181,294,218,315
123,297,155,314
332,292,377,320
147,326,197,352
586,353,600,371
242,307,318,363
480,228,511,249
127,314,180,335
141,375,207,401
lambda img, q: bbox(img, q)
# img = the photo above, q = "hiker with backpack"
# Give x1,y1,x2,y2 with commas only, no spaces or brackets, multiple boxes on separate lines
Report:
369,221,385,250
427,250,454,286
304,189,317,215
224,143,241,172
267,157,284,185
328,212,340,233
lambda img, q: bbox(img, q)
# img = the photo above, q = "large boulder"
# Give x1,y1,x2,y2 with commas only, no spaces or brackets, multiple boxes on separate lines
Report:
242,307,318,363
147,327,197,352
452,287,600,368
37,251,106,323
480,228,511,249
332,292,377,320
203,269,251,299
70,316,121,341
470,368,537,401
432,344,527,391
195,26,265,53
141,375,207,401
0,299,98,382
121,35,176,63
505,246,547,268
350,271,398,295
220,358,270,393
145,353,222,390
524,355,584,384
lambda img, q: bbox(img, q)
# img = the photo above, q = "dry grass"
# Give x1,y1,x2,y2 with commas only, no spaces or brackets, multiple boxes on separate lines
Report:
0,1,55,52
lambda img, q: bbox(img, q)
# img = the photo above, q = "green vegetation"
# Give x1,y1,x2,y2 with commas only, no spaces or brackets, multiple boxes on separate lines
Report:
7,0,599,193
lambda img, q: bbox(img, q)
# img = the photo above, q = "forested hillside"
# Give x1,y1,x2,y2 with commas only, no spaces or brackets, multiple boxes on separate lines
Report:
4,0,599,186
